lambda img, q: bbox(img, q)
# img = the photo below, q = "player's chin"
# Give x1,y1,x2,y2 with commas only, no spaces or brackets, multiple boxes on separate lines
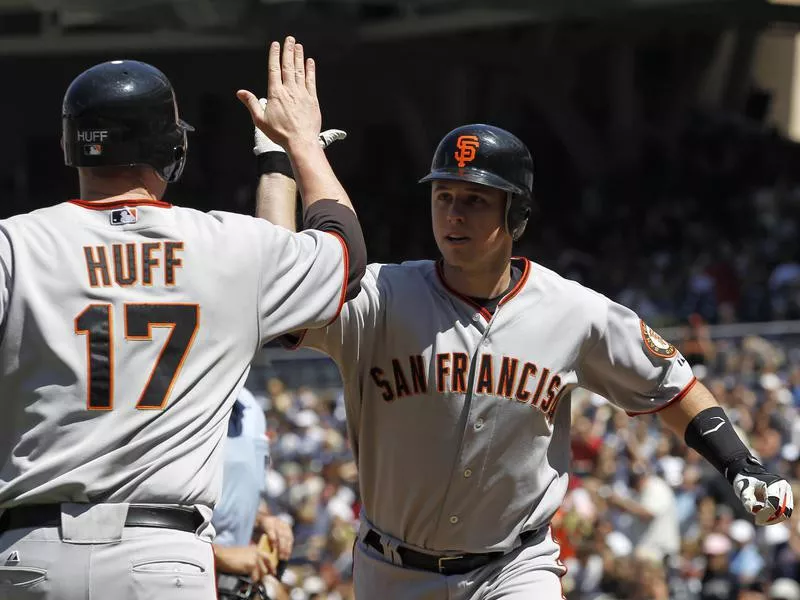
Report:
436,238,472,255
438,243,476,266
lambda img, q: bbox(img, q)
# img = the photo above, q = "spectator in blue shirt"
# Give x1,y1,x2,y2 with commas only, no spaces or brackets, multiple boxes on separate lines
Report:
213,386,294,599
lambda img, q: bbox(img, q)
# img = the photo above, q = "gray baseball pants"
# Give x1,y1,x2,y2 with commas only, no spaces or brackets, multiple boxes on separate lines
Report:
0,503,216,600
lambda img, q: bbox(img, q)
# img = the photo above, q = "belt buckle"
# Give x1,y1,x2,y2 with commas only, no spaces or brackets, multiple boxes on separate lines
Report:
437,554,463,573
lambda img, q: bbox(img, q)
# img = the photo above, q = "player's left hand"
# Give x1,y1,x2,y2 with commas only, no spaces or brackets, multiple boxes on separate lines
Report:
732,468,794,526
258,515,294,561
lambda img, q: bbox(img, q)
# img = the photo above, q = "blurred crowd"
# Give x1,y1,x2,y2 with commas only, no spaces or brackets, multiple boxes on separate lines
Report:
527,181,800,328
559,325,800,600
250,378,358,600
242,320,800,600
517,114,800,329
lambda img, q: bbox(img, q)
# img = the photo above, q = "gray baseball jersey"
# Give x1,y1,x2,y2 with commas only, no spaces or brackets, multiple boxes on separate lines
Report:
0,198,348,510
290,257,695,554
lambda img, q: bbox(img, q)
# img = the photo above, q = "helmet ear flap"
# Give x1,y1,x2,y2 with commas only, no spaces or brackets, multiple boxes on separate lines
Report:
513,206,531,241
156,129,189,183
157,153,186,183
505,193,531,241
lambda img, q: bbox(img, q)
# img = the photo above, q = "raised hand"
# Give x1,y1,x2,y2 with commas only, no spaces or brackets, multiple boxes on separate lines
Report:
237,36,321,151
251,98,347,156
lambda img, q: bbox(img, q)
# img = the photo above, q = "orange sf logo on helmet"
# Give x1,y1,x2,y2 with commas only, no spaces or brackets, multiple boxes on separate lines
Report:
454,135,480,168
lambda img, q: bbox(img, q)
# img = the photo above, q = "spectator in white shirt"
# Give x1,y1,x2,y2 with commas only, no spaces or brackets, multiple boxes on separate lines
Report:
605,461,681,563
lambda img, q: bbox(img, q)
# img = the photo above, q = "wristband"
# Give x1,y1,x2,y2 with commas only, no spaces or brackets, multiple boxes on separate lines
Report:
257,151,294,180
684,406,751,483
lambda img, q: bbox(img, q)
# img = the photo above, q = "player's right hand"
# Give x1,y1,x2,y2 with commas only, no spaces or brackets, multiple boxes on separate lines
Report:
237,36,321,152
214,544,275,581
253,98,347,156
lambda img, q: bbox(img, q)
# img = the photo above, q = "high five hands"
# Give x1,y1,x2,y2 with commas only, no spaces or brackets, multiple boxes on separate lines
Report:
237,36,322,152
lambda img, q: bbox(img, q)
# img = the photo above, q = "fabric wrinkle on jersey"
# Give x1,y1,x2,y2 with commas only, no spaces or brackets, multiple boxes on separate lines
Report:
293,257,696,554
0,199,347,516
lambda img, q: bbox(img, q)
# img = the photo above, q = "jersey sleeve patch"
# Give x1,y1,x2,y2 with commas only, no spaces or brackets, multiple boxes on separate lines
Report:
639,320,676,358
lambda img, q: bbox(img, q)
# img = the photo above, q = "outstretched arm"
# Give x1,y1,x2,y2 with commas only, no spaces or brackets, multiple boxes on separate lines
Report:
579,302,793,527
238,36,365,304
238,37,353,216
252,126,347,231
249,99,347,231
657,378,716,436
658,380,793,525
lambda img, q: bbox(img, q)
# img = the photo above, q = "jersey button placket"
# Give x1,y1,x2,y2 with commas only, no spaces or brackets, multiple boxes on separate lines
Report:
433,326,486,544
463,468,472,478
474,417,485,431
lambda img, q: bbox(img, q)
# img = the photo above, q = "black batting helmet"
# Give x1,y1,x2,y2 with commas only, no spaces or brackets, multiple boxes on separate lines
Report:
62,60,194,183
419,124,533,240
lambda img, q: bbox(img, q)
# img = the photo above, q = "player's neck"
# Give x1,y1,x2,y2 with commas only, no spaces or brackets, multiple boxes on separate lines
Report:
78,170,163,203
79,188,160,203
442,253,512,300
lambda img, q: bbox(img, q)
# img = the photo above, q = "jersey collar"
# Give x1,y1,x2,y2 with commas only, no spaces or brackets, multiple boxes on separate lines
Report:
435,257,531,321
68,198,172,210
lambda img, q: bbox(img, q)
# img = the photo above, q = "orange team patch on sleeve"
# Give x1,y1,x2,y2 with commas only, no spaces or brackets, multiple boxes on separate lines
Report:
639,320,677,358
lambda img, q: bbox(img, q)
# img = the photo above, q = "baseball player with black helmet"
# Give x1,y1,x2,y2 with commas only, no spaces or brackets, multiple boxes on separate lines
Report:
256,118,793,599
0,37,366,600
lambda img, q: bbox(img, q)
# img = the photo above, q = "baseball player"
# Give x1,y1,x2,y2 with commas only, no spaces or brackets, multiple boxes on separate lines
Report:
256,122,793,599
0,37,366,600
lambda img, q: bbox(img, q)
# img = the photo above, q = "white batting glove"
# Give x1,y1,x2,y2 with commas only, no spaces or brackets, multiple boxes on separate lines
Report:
253,98,347,155
732,466,794,526
318,128,347,148
253,98,286,155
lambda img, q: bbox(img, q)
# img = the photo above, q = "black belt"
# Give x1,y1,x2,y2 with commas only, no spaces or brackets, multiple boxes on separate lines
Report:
363,528,538,576
0,504,203,534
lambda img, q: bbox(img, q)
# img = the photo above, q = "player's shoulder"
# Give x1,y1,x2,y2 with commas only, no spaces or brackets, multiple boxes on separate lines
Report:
183,207,254,227
0,205,83,251
1,203,73,228
347,261,435,306
203,209,336,240
174,208,286,241
527,259,610,317
363,259,436,288
367,259,435,276
526,259,587,293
